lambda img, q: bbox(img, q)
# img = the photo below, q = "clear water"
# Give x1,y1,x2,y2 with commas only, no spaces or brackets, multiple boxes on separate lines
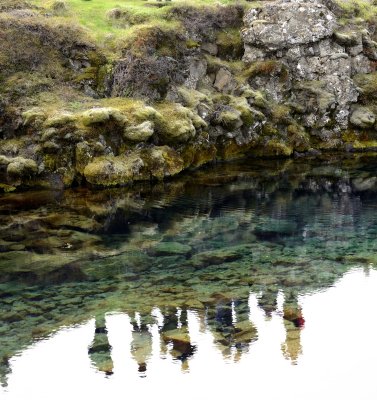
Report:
1,156,377,399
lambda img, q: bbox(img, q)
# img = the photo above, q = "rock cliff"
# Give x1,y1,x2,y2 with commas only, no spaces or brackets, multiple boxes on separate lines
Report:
1,0,377,190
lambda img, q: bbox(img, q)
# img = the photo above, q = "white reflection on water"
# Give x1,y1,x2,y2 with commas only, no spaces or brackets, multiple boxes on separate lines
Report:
1,268,377,400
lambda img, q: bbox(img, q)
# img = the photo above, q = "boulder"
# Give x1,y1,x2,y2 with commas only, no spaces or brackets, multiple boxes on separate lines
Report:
242,0,337,51
124,121,154,142
350,106,376,128
6,157,38,178
214,68,236,93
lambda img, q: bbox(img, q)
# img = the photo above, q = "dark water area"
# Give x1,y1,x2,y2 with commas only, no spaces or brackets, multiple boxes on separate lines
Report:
1,156,377,399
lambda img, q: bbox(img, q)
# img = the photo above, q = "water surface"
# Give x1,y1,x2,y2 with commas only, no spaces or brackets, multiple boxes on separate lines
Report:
1,156,377,399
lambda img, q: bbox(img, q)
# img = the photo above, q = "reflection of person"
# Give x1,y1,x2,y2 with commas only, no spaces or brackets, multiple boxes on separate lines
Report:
130,317,153,377
0,357,10,388
281,303,304,364
258,287,279,316
160,308,195,372
207,297,257,361
88,316,114,376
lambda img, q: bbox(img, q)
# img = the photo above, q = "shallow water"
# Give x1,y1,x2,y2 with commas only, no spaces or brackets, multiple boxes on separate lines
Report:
1,156,377,399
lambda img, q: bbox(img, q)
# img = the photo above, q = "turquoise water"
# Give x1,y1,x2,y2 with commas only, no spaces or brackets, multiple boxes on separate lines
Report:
1,156,377,399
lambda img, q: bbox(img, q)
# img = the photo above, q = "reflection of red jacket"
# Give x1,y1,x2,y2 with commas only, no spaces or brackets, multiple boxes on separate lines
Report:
294,316,305,328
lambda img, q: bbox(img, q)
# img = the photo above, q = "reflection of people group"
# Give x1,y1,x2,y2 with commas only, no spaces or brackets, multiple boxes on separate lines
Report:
88,292,305,376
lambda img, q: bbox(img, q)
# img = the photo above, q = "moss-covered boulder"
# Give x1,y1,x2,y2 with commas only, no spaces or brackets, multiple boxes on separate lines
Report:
350,106,376,128
44,112,76,128
213,106,243,130
80,108,127,126
83,146,184,186
124,121,154,142
83,153,146,186
6,157,38,179
155,103,201,143
143,146,184,180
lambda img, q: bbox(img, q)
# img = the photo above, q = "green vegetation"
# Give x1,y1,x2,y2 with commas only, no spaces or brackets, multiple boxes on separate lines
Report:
29,0,252,54
336,0,377,23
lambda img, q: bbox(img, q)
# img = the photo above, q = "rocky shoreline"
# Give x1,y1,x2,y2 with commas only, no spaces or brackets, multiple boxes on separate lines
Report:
1,0,377,191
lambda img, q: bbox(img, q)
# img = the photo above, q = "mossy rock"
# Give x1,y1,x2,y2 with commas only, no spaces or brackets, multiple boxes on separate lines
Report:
333,30,361,46
287,124,310,151
350,106,376,128
181,142,217,169
44,112,76,128
154,103,200,143
22,108,47,126
6,157,38,179
134,106,162,123
229,96,254,126
177,86,213,110
213,106,243,130
0,183,16,193
83,153,146,186
216,28,243,60
142,146,184,180
264,140,293,156
80,107,127,126
83,146,184,186
124,121,154,142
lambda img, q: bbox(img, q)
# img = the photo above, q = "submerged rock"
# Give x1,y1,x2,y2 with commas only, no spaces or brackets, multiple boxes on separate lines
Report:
152,242,192,256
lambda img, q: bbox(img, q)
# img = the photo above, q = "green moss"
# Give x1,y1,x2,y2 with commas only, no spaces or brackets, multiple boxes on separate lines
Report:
215,108,243,130
216,28,243,60
186,39,200,49
262,123,279,136
22,108,47,126
181,141,217,168
271,104,291,124
154,102,202,143
7,158,38,178
142,146,184,180
295,80,335,111
83,146,184,186
124,121,154,142
264,140,293,157
335,0,377,22
287,124,310,152
80,107,127,127
342,130,360,143
205,55,244,77
44,112,76,128
228,96,254,126
0,183,16,193
354,72,377,101
177,87,212,110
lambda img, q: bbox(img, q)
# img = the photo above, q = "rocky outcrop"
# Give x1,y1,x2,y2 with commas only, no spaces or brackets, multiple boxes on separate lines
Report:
242,0,375,139
2,0,377,190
